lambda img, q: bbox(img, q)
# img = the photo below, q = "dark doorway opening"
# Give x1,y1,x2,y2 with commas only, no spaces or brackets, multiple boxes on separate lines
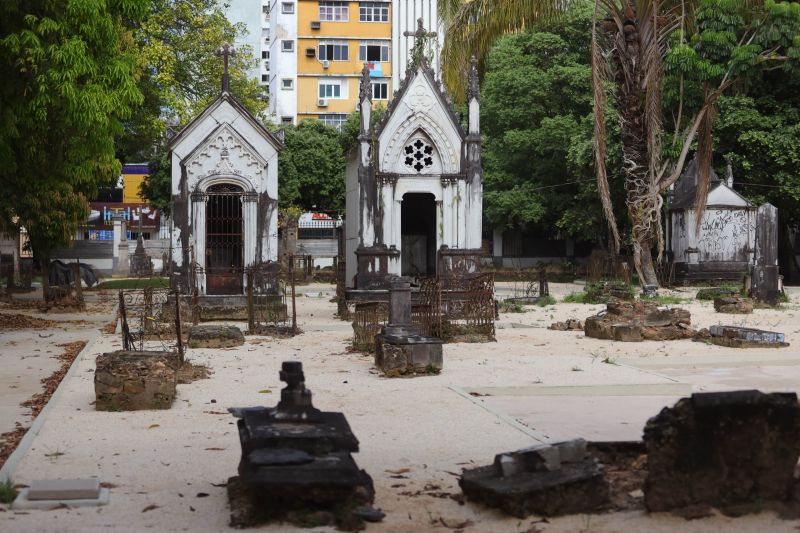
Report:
206,183,244,294
401,192,437,277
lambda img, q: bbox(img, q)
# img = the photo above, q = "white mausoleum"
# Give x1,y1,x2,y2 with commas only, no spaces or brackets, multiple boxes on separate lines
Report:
345,52,483,288
169,79,282,295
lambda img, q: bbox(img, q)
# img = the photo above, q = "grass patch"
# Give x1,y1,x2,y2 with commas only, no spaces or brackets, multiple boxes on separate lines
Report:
563,291,587,304
0,478,17,504
640,294,685,305
536,294,557,307
498,300,525,313
779,291,790,304
93,277,169,290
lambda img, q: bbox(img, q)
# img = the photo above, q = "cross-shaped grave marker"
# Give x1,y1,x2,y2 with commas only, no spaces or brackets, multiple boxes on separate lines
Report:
403,18,437,68
216,43,236,93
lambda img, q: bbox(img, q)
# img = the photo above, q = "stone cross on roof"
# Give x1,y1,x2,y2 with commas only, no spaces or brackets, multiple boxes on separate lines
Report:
404,18,437,69
216,43,236,93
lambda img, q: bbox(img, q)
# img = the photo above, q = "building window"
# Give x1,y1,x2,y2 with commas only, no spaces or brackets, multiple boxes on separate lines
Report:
404,138,435,173
318,41,349,61
264,60,269,70
370,81,388,100
261,74,268,82
319,1,348,21
262,50,268,59
359,2,389,22
319,114,348,131
281,116,293,124
281,2,294,14
359,41,389,62
281,40,294,52
318,79,345,99
282,78,294,90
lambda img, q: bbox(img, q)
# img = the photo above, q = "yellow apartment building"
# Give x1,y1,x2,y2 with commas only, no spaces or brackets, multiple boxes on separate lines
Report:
296,0,392,127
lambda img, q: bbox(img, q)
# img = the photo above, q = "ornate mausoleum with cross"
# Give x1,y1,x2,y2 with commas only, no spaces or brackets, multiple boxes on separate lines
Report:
345,20,483,288
168,43,282,296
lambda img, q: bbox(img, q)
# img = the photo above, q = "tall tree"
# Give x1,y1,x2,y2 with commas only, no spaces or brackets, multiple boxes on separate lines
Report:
479,6,627,241
442,0,800,286
0,0,147,288
123,0,267,163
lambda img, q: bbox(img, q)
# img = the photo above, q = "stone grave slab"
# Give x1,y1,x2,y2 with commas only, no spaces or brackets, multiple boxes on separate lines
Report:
187,324,244,349
13,479,109,509
460,439,609,517
708,325,788,348
584,301,694,342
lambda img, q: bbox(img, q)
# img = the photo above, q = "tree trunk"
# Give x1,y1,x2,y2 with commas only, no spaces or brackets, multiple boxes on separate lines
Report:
40,255,50,301
611,6,662,288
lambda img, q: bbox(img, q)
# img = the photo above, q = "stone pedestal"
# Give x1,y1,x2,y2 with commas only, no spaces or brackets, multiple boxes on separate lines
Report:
94,351,178,410
459,439,609,517
374,280,443,377
227,361,378,529
584,301,694,342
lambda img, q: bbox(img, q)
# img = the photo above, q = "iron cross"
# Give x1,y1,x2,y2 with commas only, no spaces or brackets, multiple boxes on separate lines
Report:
403,17,437,41
216,43,236,93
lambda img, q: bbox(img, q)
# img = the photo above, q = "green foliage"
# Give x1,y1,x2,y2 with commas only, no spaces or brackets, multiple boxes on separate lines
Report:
339,104,388,154
563,291,588,304
480,4,626,239
499,300,525,313
536,294,557,307
640,294,686,305
0,478,17,504
139,150,172,215
565,282,636,304
0,0,148,263
279,120,347,210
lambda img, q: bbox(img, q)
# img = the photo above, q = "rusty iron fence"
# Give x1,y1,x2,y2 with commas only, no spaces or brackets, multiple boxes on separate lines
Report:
350,301,388,353
411,277,442,338
440,273,496,342
247,261,297,335
118,287,184,361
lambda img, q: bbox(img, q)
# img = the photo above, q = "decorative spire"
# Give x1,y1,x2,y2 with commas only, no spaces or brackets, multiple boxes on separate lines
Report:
216,43,236,93
468,55,480,102
359,62,371,103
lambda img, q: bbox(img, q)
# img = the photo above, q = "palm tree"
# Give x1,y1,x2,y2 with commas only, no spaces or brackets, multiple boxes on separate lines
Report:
440,0,749,287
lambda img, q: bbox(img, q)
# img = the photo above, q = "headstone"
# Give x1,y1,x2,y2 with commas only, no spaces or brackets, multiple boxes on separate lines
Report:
129,236,153,278
644,391,800,514
187,324,245,348
374,280,443,376
227,361,377,529
459,438,609,517
752,203,780,305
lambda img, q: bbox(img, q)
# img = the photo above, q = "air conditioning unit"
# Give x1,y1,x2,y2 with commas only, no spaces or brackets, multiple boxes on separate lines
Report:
321,60,330,69
305,47,316,57
310,21,321,30
318,98,328,107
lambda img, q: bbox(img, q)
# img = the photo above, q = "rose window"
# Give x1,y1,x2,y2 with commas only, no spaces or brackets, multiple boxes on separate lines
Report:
404,139,434,173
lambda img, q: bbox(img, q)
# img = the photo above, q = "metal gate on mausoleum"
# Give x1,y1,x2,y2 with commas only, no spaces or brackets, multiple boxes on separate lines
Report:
205,183,244,295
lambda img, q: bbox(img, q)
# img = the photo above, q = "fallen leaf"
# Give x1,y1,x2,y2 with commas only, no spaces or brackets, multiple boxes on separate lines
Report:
258,389,272,394
385,467,411,475
148,424,160,429
205,447,226,451
141,504,159,513
196,492,209,498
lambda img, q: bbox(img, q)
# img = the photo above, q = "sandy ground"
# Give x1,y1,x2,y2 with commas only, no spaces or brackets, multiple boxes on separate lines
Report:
1,282,800,532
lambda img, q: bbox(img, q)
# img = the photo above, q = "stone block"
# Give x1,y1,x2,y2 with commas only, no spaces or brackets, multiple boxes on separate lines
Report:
187,325,244,348
95,351,177,411
708,325,788,348
28,479,100,500
714,296,753,314
644,390,800,514
14,487,110,509
553,438,588,463
585,301,694,342
374,336,443,377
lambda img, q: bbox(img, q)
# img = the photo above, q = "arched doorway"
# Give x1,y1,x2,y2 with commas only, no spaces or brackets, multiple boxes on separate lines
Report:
401,192,437,277
206,183,244,294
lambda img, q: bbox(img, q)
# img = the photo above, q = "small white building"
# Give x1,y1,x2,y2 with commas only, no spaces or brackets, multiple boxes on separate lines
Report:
168,79,282,295
667,159,757,281
345,53,482,288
